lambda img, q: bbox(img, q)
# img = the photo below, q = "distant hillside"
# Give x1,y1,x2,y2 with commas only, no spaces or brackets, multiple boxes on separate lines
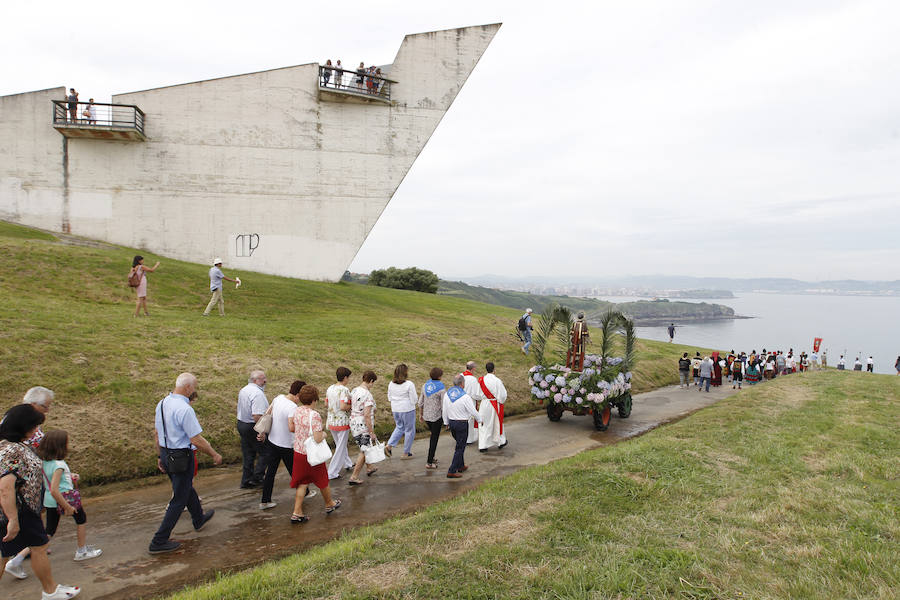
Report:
436,280,736,325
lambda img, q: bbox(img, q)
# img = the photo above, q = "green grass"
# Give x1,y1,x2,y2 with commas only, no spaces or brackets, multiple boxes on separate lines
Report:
0,221,703,484
164,371,899,600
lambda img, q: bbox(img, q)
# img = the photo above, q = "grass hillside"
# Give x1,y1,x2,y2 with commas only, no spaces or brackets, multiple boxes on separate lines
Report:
1,221,701,484
165,370,899,600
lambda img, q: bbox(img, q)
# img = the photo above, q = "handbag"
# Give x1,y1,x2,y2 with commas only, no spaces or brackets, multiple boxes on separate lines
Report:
362,441,386,464
160,397,192,474
253,403,274,435
303,409,332,467
42,468,83,513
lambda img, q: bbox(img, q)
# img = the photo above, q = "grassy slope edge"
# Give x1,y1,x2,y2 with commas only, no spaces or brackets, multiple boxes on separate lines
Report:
165,371,899,600
0,221,697,484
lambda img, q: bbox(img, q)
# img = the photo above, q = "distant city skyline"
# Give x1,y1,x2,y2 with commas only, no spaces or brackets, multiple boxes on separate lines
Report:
4,1,899,281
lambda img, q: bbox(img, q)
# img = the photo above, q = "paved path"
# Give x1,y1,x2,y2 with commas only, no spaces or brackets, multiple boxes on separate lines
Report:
2,384,735,599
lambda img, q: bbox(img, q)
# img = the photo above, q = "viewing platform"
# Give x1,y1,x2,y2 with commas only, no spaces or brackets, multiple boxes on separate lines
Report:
52,100,146,141
318,65,395,105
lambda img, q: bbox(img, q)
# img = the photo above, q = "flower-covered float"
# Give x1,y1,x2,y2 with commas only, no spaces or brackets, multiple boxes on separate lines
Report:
527,306,635,431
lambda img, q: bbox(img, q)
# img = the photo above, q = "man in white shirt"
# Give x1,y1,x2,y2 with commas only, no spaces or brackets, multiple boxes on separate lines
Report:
326,367,354,480
461,361,479,444
237,370,269,488
202,258,238,316
866,356,874,373
443,374,482,478
475,362,508,452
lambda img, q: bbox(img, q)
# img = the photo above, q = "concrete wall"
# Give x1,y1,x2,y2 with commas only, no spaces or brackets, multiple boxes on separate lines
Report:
0,24,500,280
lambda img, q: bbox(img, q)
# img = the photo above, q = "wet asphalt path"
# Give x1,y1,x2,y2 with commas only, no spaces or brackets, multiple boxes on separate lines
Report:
1,383,736,599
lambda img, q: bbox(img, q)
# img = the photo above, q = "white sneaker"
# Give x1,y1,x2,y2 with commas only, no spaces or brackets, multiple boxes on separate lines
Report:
4,560,27,579
42,584,81,599
73,546,102,561
259,502,277,510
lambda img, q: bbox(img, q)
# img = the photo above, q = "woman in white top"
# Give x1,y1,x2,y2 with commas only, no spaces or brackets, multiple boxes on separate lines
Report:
385,364,417,458
258,380,314,510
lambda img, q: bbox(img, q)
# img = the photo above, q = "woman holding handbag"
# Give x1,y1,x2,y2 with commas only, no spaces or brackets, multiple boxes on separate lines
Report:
37,430,102,561
347,370,381,485
289,386,340,523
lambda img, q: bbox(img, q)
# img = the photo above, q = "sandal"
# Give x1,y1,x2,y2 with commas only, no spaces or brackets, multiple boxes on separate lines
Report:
348,479,363,486
425,463,438,470
290,514,309,524
325,498,342,514
366,467,378,477
384,445,392,457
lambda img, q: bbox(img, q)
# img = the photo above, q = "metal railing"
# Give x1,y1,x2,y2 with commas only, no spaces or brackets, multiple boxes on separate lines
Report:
319,65,394,102
52,100,145,136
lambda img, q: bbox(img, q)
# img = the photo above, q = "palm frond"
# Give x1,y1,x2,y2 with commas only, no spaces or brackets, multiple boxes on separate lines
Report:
553,305,574,363
598,308,621,360
620,314,637,371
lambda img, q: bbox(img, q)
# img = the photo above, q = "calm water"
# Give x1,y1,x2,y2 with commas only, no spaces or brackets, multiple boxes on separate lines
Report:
594,293,900,375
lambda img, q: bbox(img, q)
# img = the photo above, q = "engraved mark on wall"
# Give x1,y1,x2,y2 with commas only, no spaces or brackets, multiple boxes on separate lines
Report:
235,234,260,257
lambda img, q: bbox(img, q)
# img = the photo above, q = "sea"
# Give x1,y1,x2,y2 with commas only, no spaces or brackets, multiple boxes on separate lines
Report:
591,292,900,375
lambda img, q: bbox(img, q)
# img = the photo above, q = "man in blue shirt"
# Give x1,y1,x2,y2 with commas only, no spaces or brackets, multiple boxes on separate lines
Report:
149,373,222,554
202,258,238,316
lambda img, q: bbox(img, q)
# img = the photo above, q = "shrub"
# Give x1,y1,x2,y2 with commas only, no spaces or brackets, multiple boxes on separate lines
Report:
368,267,439,293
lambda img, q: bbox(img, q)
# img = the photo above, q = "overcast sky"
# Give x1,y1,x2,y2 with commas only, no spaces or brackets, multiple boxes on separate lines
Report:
5,1,899,281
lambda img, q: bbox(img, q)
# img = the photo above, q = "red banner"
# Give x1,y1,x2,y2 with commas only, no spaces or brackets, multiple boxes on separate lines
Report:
813,337,822,353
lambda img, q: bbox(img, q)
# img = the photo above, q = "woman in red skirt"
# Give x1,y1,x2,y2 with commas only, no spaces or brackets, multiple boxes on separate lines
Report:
289,385,341,523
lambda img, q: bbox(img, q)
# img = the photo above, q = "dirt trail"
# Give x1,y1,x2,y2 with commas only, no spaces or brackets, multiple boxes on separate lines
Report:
1,384,736,600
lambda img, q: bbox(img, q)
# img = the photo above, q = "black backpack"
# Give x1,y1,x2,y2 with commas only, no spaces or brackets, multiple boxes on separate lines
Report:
517,315,528,331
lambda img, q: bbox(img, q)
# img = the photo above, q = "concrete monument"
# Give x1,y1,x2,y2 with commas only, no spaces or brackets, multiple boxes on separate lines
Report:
0,24,500,280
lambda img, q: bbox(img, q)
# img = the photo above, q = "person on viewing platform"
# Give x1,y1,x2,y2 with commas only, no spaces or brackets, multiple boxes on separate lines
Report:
461,362,479,444
366,65,376,93
698,355,713,392
257,380,315,511
333,59,343,88
289,386,341,523
86,99,97,124
66,88,78,122
355,62,366,91
37,430,102,562
202,258,238,317
130,255,160,317
237,370,268,489
149,373,220,555
348,370,379,485
385,364,417,458
0,405,82,599
373,67,383,94
476,362,508,452
678,352,691,388
866,356,874,373
442,374,482,478
853,357,863,371
322,59,333,86
520,308,534,355
325,367,354,480
418,367,446,469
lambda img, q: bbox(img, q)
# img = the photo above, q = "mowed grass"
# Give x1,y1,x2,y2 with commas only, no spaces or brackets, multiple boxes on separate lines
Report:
0,221,699,484
164,370,899,600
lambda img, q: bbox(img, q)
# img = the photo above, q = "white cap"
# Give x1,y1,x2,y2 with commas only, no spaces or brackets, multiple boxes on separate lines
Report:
213,257,222,265
526,308,533,314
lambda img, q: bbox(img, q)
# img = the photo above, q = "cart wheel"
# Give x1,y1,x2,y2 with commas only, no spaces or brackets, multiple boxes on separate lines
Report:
547,403,563,422
593,403,611,431
617,393,632,419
